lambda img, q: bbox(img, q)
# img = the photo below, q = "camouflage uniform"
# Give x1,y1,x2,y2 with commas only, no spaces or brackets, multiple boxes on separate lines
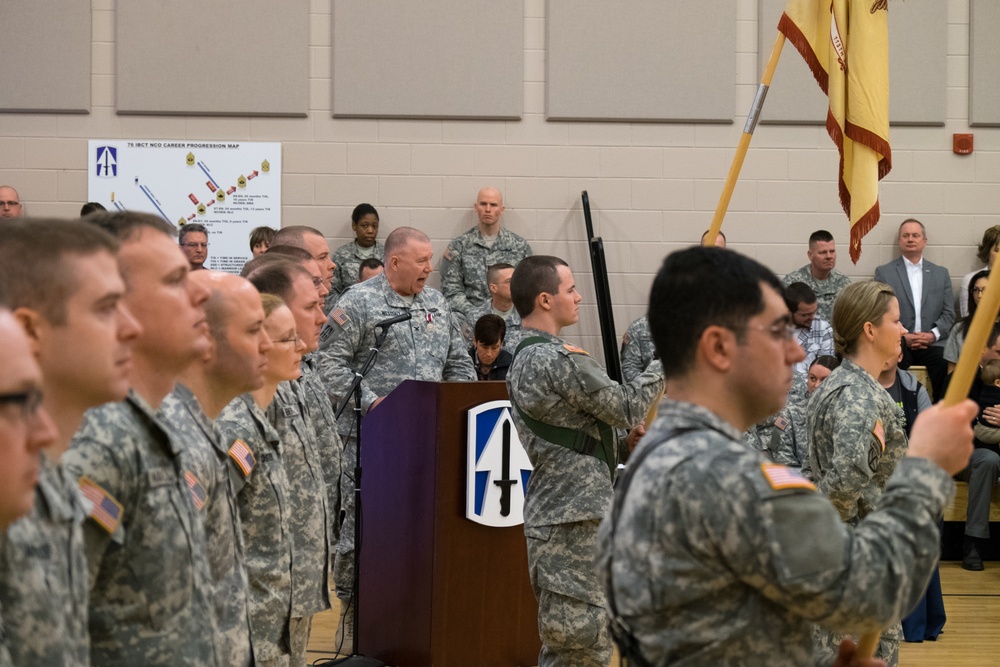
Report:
781,266,852,323
742,374,807,461
162,385,253,667
0,612,11,667
620,315,656,383
300,356,343,547
440,226,532,316
463,299,523,351
767,396,810,471
598,399,953,666
0,456,89,666
326,240,385,312
62,391,220,667
217,394,294,667
318,272,474,599
506,329,663,667
265,382,331,665
808,358,909,666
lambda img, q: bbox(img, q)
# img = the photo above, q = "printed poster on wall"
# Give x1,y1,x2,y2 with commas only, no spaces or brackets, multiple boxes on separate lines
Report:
87,140,281,274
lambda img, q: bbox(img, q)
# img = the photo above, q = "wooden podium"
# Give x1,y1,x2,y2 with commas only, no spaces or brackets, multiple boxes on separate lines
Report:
358,380,540,666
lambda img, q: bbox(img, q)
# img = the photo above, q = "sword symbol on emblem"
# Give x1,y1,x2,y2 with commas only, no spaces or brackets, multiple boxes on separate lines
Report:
493,421,516,516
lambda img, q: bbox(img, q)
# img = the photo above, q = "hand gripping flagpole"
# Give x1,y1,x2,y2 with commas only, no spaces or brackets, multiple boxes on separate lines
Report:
855,266,1000,659
704,32,786,247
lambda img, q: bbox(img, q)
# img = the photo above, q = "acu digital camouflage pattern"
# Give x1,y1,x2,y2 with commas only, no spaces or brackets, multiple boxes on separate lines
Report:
265,382,331,620
62,391,220,667
781,266,853,323
506,329,663,667
620,315,656,383
326,240,385,308
598,399,953,667
162,385,252,667
299,357,343,546
217,394,294,664
767,383,812,473
440,226,532,316
807,359,909,665
0,456,89,666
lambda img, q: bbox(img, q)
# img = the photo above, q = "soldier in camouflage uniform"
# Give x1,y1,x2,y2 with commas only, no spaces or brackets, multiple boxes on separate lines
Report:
440,187,532,317
620,315,656,383
462,263,523,350
764,356,839,473
328,203,385,310
598,246,976,667
781,229,852,322
160,271,274,666
319,227,474,645
60,212,221,666
0,219,140,666
246,259,333,664
506,256,663,667
808,281,910,665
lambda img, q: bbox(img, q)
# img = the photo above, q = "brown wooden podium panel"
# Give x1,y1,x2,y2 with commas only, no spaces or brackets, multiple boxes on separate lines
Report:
358,380,539,666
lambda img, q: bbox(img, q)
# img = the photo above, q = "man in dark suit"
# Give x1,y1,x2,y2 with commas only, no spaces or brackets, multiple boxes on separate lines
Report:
874,218,955,400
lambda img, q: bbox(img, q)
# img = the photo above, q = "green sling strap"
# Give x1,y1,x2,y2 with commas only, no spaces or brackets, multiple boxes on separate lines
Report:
510,336,618,480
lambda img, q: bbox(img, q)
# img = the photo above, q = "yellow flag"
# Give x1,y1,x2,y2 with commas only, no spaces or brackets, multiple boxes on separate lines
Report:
779,0,891,263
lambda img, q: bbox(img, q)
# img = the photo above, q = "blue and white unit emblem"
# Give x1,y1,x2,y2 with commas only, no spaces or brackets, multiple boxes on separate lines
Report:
466,400,533,528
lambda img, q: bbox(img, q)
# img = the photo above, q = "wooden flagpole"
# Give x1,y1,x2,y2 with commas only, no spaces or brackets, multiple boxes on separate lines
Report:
704,32,786,247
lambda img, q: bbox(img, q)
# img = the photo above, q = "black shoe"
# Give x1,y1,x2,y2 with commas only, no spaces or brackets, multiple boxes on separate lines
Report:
962,537,985,571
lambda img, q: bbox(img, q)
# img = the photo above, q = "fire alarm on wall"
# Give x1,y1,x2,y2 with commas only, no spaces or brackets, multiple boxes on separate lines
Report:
954,133,974,155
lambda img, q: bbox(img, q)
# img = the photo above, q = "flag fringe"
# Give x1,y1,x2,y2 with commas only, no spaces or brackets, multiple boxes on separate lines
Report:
777,13,829,94
850,200,880,264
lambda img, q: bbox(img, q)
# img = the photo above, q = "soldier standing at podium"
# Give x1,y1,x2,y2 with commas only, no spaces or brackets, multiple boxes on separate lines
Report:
318,226,474,648
505,255,663,667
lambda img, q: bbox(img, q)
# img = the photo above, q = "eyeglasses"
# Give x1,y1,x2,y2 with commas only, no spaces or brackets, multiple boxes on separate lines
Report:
274,334,303,345
973,287,987,295
0,388,44,421
0,201,21,208
735,322,798,341
182,242,209,249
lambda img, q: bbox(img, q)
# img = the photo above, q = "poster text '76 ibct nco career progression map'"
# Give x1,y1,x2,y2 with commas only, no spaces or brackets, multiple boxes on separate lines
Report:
87,140,282,274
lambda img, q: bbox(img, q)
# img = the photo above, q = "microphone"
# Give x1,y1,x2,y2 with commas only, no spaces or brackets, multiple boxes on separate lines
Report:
375,312,412,330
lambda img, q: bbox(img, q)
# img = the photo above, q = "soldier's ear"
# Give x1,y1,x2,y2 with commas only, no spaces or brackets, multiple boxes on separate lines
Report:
536,292,551,312
12,307,46,355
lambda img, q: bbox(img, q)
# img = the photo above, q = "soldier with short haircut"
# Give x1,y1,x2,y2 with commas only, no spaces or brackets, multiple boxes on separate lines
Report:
329,203,385,309
464,262,522,350
782,229,852,322
0,218,141,665
506,255,663,667
61,211,220,666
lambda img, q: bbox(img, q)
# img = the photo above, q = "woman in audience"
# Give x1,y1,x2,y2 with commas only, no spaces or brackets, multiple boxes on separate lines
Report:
216,294,305,666
946,270,990,374
960,227,1000,317
249,226,277,257
328,204,384,303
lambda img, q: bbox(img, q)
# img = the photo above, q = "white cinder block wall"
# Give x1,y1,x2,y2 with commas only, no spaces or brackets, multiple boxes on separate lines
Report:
0,0,994,363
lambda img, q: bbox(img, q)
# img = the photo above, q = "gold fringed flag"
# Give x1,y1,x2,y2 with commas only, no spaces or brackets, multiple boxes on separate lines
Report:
779,0,891,263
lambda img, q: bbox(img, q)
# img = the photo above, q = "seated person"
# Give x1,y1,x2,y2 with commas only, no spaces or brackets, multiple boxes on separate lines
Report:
945,270,989,375
249,225,276,257
358,257,383,282
975,359,1000,446
329,203,384,305
469,314,512,381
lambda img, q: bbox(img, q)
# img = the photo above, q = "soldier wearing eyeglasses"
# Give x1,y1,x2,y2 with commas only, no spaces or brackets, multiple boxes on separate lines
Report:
180,223,210,271
0,186,22,219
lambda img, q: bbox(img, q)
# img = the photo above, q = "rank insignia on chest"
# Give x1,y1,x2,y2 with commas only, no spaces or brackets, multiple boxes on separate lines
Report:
77,476,124,534
228,439,256,477
282,405,298,418
185,470,207,511
760,463,815,491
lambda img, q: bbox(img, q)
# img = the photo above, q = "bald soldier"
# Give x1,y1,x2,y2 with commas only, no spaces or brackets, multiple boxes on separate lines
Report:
161,272,273,666
599,247,976,666
0,185,23,219
0,218,141,665
440,186,532,317
62,211,221,667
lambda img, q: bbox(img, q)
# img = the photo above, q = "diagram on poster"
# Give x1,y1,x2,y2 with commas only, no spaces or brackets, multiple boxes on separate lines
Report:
87,140,281,274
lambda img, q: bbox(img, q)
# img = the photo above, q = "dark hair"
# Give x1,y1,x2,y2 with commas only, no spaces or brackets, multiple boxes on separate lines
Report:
487,263,514,285
80,202,106,216
474,314,506,346
700,229,727,244
352,203,379,224
510,256,569,318
246,258,310,303
783,281,817,313
810,355,840,373
988,323,1000,351
266,244,314,263
179,223,208,245
977,227,1000,265
249,225,276,250
962,270,991,337
0,218,118,324
83,210,176,242
649,247,781,380
808,229,834,245
358,257,383,280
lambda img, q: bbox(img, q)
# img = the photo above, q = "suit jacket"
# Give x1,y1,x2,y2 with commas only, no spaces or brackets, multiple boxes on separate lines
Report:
874,256,954,346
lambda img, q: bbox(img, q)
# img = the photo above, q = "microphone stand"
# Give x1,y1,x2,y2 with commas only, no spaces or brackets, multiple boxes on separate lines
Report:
327,323,395,667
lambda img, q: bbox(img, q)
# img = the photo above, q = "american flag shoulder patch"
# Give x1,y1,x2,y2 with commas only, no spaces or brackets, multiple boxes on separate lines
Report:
185,470,207,511
331,307,349,326
760,463,815,492
78,476,123,534
228,439,256,478
774,416,789,432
